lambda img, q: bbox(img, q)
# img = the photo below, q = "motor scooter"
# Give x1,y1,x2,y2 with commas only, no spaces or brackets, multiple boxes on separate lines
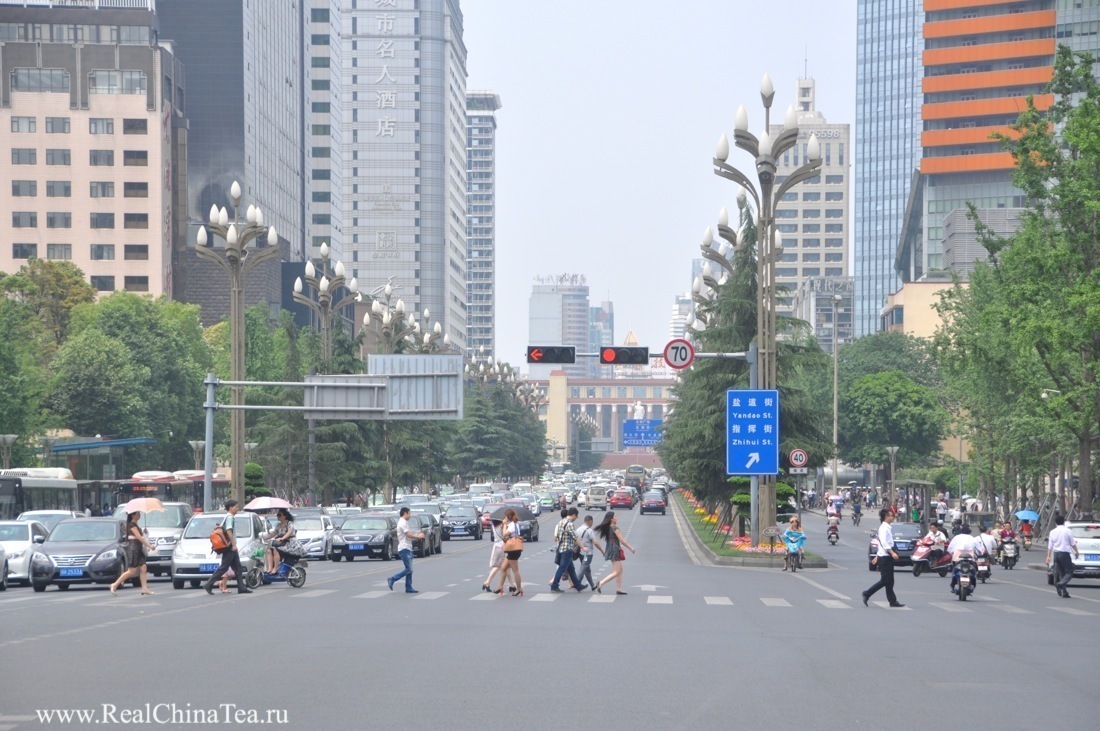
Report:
911,537,952,577
976,552,991,583
1022,533,1032,552
827,524,839,545
952,555,977,601
1001,538,1019,569
245,541,307,589
852,510,862,526
783,530,805,573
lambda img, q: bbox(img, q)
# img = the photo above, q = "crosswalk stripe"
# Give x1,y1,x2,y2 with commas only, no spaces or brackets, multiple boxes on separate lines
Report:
352,590,393,599
0,596,36,605
993,605,1032,614
647,596,673,604
413,591,448,600
760,598,791,607
930,602,972,613
872,601,911,610
704,596,732,606
588,594,616,603
291,590,336,598
469,593,498,601
1048,606,1096,616
528,593,558,602
166,591,207,599
817,599,849,609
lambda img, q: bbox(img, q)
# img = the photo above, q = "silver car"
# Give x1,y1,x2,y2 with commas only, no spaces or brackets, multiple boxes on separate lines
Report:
0,520,49,586
17,510,84,533
293,515,336,560
170,512,264,589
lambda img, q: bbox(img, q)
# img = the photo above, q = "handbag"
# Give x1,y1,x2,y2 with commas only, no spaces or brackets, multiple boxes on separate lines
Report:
572,548,582,561
618,548,626,561
504,536,523,552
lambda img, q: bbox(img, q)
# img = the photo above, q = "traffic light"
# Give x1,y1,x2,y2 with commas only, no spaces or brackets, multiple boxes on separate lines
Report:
600,347,649,365
526,346,576,364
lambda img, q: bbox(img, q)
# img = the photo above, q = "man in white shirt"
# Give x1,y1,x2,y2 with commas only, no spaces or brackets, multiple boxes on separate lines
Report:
947,524,978,594
1046,515,1079,599
923,522,948,564
387,507,426,594
978,526,998,558
862,509,905,608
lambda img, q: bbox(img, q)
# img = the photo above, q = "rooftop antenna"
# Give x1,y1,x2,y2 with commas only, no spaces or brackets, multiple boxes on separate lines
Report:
804,46,808,78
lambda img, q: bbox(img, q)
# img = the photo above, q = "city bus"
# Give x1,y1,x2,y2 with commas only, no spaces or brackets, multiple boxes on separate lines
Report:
624,464,649,489
114,471,229,511
0,468,80,520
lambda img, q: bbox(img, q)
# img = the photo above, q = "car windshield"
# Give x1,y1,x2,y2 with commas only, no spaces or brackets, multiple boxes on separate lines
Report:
892,524,922,539
1070,525,1100,539
643,493,662,500
342,518,390,531
114,505,188,529
48,521,117,542
0,523,31,541
183,516,254,539
19,513,70,531
409,503,439,513
296,518,324,531
446,508,476,519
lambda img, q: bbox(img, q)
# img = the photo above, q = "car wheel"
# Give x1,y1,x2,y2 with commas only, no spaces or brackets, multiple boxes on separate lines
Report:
33,583,46,593
382,545,392,561
172,578,185,590
0,562,7,591
190,580,201,588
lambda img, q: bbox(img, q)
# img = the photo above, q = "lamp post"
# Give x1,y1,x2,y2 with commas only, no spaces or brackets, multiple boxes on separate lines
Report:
832,293,842,496
713,74,823,539
360,281,448,356
188,440,206,472
292,241,361,366
0,434,17,470
195,180,281,503
38,435,58,469
886,445,900,506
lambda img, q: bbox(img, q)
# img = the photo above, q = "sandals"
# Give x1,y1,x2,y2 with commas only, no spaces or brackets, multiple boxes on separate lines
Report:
109,585,118,595
141,590,155,596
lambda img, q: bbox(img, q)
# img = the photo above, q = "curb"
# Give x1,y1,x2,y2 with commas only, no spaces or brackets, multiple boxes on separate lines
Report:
671,497,828,568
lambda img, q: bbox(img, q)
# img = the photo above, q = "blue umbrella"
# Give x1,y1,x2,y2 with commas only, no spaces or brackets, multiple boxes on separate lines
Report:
1015,510,1039,522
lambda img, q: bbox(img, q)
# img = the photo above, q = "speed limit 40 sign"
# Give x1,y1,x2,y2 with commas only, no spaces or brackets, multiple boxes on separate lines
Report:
789,449,809,468
664,338,695,370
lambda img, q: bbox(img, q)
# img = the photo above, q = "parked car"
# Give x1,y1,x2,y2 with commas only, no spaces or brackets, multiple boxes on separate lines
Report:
294,515,337,560
0,520,48,586
640,491,667,515
441,506,483,540
331,515,398,561
17,510,84,533
30,517,127,592
171,511,265,590
1046,521,1100,586
867,522,923,570
112,502,194,578
609,490,634,510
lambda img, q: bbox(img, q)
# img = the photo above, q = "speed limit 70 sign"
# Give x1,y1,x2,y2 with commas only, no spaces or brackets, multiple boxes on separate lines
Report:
789,449,809,468
664,339,695,370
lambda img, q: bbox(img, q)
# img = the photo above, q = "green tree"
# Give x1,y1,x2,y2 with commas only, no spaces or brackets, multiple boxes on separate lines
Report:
0,259,96,347
244,462,271,500
45,329,148,437
839,331,942,394
839,370,949,470
0,298,47,465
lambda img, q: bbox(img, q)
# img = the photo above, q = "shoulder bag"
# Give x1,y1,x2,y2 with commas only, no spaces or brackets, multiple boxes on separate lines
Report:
503,524,523,552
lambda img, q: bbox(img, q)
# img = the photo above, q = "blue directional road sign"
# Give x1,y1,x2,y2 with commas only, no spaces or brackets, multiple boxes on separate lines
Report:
622,419,663,447
726,389,780,476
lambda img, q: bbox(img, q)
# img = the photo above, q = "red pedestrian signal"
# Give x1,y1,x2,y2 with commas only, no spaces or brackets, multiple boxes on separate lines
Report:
599,347,649,365
526,346,576,364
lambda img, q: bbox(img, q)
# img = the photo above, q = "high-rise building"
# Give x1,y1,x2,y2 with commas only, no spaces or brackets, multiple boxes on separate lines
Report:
307,1,344,263
769,78,850,315
342,0,468,350
528,274,590,380
669,294,692,340
588,300,614,379
158,0,306,323
0,0,187,297
466,90,501,360
790,276,854,353
854,0,924,337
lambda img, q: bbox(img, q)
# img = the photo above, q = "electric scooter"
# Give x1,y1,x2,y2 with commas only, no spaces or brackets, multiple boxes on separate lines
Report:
911,537,952,577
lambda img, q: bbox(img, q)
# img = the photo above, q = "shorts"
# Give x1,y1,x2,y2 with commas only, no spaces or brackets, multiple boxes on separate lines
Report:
505,550,523,561
489,543,504,568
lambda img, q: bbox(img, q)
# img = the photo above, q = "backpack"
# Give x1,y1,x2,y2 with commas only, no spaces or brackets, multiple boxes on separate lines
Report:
210,525,232,553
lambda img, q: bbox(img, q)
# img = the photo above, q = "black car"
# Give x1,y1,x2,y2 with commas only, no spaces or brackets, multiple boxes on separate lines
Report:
416,513,443,556
518,518,540,543
331,515,398,561
441,506,483,540
867,522,923,570
30,517,127,591
640,490,667,515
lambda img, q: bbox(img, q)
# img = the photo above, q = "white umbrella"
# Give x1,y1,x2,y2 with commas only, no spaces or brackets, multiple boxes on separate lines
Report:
244,496,293,510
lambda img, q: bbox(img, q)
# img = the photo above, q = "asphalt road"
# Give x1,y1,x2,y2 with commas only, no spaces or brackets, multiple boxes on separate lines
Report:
0,503,1095,730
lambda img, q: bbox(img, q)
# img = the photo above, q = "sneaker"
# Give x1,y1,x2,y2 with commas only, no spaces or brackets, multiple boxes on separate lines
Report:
861,592,869,607
387,577,395,591
406,588,419,594
550,587,564,593
888,602,905,608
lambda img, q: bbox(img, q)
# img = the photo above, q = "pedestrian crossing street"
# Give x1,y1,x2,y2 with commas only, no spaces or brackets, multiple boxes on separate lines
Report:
6,587,1096,615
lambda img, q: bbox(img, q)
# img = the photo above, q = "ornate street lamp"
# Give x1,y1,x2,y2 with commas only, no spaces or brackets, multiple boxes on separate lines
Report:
360,281,448,356
188,440,206,472
292,241,361,365
0,434,17,470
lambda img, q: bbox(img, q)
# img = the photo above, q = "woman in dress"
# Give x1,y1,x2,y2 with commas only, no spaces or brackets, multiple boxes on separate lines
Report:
594,511,636,595
110,512,155,595
263,508,305,572
494,509,525,597
482,518,513,593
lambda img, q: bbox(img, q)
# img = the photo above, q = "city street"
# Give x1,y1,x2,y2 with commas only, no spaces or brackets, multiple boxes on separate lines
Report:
0,505,1095,730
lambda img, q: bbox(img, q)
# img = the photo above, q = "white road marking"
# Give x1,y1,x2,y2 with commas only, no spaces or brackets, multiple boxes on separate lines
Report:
528,593,558,602
647,595,673,604
760,598,791,607
588,594,616,603
413,591,447,600
792,574,850,601
817,599,849,609
872,601,912,610
993,605,1032,614
704,596,733,606
352,590,394,599
0,596,36,605
930,602,972,613
290,589,337,598
1048,606,1096,616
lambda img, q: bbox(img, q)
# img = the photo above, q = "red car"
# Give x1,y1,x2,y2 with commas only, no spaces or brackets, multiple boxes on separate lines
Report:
609,490,634,509
480,503,506,531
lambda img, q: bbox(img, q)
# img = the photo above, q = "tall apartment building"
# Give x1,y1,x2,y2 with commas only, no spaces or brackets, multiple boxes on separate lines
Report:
528,274,590,380
0,0,187,297
769,78,850,315
854,0,924,336
157,0,306,323
343,0,468,350
790,276,854,353
588,300,614,379
466,90,501,360
308,1,344,263
669,293,692,340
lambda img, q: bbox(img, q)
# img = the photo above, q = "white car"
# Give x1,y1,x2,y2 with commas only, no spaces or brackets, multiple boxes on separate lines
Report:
1047,522,1100,586
0,520,49,586
171,512,264,590
293,515,336,560
17,510,84,533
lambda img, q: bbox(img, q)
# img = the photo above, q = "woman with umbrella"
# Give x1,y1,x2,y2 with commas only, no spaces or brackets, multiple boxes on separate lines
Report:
262,508,306,573
110,500,160,595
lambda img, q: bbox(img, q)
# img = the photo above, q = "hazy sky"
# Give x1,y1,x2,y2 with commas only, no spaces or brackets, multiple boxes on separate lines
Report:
462,0,857,371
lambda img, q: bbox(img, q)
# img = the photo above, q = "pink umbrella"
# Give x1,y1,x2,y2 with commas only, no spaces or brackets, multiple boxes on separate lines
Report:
244,496,293,510
121,497,164,514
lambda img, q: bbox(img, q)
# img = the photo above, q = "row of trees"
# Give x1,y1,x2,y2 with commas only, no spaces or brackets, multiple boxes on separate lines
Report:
0,259,546,500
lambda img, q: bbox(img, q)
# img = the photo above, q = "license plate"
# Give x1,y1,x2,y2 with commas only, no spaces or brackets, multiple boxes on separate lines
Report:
453,528,467,534
200,563,219,573
1086,554,1100,562
59,568,84,578
349,544,364,551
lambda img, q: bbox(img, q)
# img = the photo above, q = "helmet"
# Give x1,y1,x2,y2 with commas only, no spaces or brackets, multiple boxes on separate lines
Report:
959,523,972,534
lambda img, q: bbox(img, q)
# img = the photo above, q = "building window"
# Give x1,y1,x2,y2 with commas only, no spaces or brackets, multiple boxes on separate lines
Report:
90,213,115,229
311,8,329,21
124,244,149,260
10,116,35,133
47,243,72,260
89,118,114,134
825,238,844,248
123,182,149,198
46,180,71,197
825,191,843,202
11,68,69,92
803,223,820,233
311,57,330,68
12,243,37,259
633,387,647,398
825,174,844,184
825,223,843,233
802,191,820,201
803,209,820,218
11,180,36,196
825,267,844,277
803,238,820,248
46,212,71,228
312,169,331,180
825,209,843,218
11,148,36,165
45,149,70,165
90,244,115,260
312,191,331,202
123,213,149,229
587,388,597,399
570,387,580,398
601,387,612,398
312,146,331,158
123,150,148,166
617,387,628,399
802,267,821,277
89,149,114,166
122,118,147,134
124,276,149,292
45,116,70,133
311,33,330,45
802,253,821,262
653,387,663,398
312,124,331,136
89,70,146,95
311,79,330,90
90,275,115,292
825,253,843,262
90,181,115,198
12,212,37,228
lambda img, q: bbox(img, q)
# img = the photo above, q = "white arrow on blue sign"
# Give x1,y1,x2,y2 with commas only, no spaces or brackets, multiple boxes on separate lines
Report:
726,389,780,476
